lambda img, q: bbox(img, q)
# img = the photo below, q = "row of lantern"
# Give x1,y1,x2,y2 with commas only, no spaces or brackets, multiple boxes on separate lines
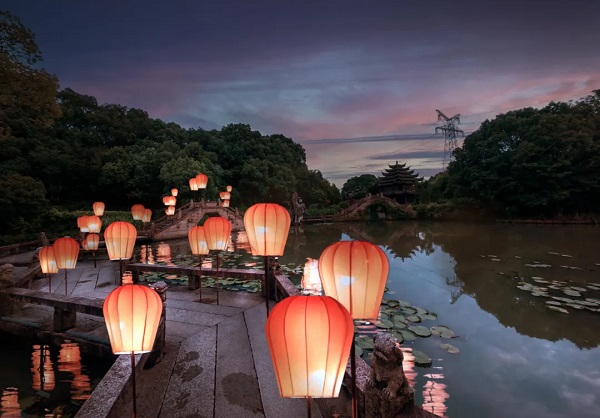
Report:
189,173,208,191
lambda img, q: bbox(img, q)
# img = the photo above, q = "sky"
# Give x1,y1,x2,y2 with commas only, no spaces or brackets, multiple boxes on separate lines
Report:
4,0,600,187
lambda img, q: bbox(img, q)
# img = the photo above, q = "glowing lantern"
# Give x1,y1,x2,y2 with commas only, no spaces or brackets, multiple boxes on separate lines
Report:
219,191,231,200
203,217,231,305
189,177,198,191
142,209,152,223
166,206,175,216
188,226,209,256
103,284,162,417
77,216,89,233
243,203,290,256
226,185,232,192
162,196,170,205
104,222,137,261
53,236,79,295
86,216,102,233
171,188,178,197
318,241,389,320
82,233,100,251
165,196,176,206
131,204,145,221
93,201,105,216
196,173,208,189
222,199,230,208
265,296,354,400
39,246,58,293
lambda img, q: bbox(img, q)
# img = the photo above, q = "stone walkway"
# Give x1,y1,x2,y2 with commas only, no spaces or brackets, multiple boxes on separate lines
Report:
11,257,345,417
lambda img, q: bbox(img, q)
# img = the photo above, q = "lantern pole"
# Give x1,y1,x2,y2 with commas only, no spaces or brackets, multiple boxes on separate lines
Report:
64,270,68,295
215,251,220,305
92,251,97,269
264,255,270,318
48,273,52,293
307,396,312,418
131,351,137,418
198,255,203,302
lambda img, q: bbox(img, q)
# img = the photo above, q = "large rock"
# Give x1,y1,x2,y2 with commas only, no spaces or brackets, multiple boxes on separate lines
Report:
365,333,415,417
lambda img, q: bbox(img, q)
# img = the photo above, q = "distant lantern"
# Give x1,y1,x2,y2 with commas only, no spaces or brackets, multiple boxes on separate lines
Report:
39,246,58,275
53,237,79,270
142,208,152,223
103,284,162,417
265,295,354,399
171,188,178,197
165,196,176,206
131,204,145,221
86,216,102,233
222,199,230,208
219,191,231,200
77,216,89,233
189,177,199,191
162,196,170,205
188,226,209,256
166,206,175,216
226,185,232,192
318,240,389,321
93,202,105,217
203,217,231,251
243,203,291,256
104,222,137,260
82,233,100,251
196,173,208,189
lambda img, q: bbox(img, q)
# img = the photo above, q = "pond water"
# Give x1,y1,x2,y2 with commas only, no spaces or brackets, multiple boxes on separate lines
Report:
0,336,114,417
138,222,600,418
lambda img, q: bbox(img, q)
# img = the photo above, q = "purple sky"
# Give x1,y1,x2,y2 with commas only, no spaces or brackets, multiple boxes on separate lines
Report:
4,0,600,186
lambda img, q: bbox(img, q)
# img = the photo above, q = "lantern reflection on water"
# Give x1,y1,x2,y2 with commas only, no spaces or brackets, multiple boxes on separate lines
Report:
0,388,20,417
58,342,92,402
140,245,155,264
301,258,322,295
31,345,55,392
157,243,174,265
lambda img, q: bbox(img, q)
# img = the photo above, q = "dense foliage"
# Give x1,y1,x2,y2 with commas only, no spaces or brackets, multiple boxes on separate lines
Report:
0,12,340,241
340,174,379,200
443,92,600,218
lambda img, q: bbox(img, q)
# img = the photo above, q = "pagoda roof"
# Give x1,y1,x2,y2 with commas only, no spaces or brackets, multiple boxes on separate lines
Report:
377,161,420,185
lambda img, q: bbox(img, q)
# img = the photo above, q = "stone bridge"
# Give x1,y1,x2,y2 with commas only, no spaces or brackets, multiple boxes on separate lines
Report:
150,201,244,241
305,194,416,223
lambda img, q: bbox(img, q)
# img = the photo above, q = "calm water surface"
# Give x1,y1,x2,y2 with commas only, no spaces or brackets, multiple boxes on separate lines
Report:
142,222,600,418
0,336,113,417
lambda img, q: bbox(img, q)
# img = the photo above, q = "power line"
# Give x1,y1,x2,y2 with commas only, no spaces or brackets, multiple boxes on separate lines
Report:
435,110,465,168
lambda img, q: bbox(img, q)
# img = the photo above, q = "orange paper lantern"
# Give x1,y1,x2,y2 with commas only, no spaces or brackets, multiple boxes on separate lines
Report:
196,173,208,189
165,196,176,206
188,226,209,256
53,237,79,269
39,246,58,274
104,222,137,260
93,201,105,216
226,185,232,192
103,284,162,354
82,233,100,251
265,296,354,398
318,241,389,320
222,199,230,208
86,216,102,233
189,177,199,191
142,208,152,223
77,216,89,233
171,188,178,197
219,191,231,200
203,217,231,251
243,203,291,256
131,204,145,221
165,206,175,216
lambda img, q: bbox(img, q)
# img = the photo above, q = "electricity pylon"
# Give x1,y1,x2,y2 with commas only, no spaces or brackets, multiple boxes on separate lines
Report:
435,110,464,168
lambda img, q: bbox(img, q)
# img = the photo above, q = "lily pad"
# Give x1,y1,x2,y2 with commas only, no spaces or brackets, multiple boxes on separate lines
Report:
390,331,404,344
430,325,455,339
412,350,432,367
386,300,400,307
546,300,562,306
563,290,581,297
566,303,584,310
440,343,460,354
405,315,421,323
401,306,417,315
375,319,394,329
408,325,432,337
355,336,374,349
547,305,569,314
399,329,418,341
421,312,438,321
355,345,364,357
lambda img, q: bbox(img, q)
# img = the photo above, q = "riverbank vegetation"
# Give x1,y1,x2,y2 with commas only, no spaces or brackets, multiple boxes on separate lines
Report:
2,11,599,244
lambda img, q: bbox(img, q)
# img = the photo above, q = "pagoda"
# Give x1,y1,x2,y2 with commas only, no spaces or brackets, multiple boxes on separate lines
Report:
376,161,420,204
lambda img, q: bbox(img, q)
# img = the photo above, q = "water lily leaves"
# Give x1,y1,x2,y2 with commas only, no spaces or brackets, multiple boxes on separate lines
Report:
546,300,562,306
406,315,421,323
566,303,584,310
399,329,418,341
569,286,587,292
430,326,455,339
408,325,432,337
440,343,460,354
412,350,432,367
563,289,581,297
532,277,549,283
375,319,394,329
355,345,364,357
390,330,404,344
421,312,438,321
356,336,374,349
547,305,569,313
386,300,400,307
401,306,417,315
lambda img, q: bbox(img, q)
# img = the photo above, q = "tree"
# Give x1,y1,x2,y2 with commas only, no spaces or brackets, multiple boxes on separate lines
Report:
0,174,48,233
341,174,379,200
